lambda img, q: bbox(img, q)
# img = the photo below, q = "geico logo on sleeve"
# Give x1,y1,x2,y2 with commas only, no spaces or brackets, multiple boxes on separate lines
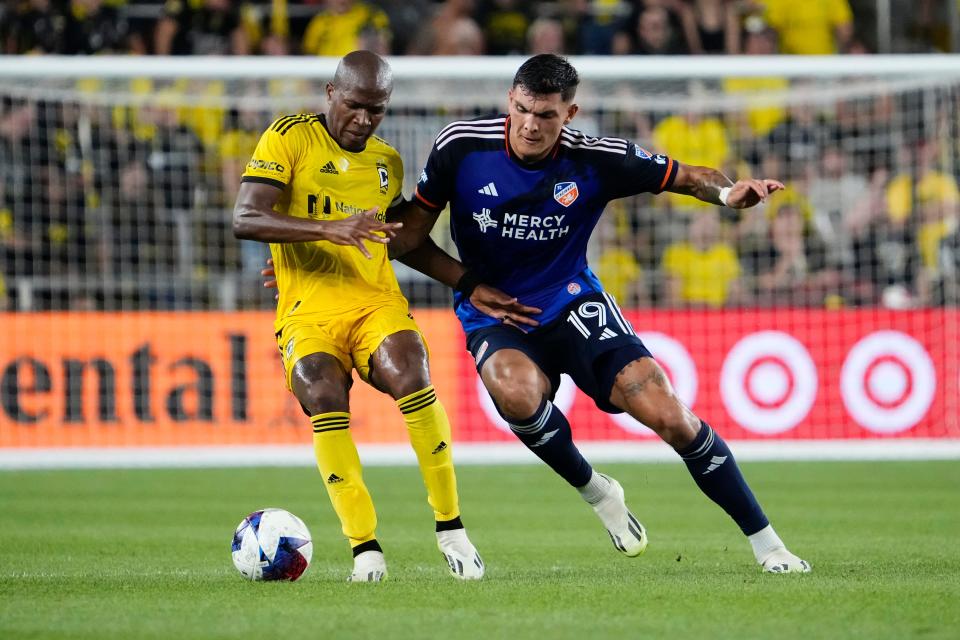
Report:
247,159,285,172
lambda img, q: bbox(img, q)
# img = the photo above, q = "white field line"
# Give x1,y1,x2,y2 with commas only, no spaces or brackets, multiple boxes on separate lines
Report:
1,440,959,470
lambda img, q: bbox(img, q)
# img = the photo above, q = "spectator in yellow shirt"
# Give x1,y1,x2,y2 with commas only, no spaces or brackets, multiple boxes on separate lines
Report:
886,172,960,228
887,142,960,304
218,106,264,205
722,27,787,138
662,210,742,307
653,109,730,211
760,0,853,55
302,0,391,56
593,209,646,305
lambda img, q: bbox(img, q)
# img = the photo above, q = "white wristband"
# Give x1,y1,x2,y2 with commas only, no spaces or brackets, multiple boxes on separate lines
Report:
718,186,732,207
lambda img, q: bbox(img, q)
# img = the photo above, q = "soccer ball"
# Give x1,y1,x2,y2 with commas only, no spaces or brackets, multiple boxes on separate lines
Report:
231,508,313,581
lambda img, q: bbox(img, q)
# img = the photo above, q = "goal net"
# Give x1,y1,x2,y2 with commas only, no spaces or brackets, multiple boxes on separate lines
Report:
1,55,958,461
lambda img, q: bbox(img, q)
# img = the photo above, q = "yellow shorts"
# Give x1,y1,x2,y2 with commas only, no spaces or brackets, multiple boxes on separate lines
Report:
276,300,425,389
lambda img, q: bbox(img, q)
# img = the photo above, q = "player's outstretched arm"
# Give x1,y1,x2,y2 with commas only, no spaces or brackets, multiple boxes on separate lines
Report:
385,199,442,260
233,182,401,259
261,239,542,326
668,163,784,209
385,201,542,326
399,238,542,327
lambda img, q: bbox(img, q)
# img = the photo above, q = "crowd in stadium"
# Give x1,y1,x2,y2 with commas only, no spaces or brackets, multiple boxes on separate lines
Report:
0,0,958,312
0,1,953,57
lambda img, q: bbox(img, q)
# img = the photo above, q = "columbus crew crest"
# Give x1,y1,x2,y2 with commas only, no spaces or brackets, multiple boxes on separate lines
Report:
376,159,389,195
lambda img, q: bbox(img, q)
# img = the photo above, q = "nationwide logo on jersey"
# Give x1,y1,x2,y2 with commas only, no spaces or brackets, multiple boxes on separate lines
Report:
634,145,652,159
554,182,579,207
376,159,389,194
335,201,368,216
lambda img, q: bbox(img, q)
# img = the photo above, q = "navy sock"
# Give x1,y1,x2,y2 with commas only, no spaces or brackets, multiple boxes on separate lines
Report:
678,421,769,535
508,398,592,487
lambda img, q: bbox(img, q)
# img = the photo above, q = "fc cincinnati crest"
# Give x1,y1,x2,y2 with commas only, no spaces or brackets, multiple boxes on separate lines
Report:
554,181,579,207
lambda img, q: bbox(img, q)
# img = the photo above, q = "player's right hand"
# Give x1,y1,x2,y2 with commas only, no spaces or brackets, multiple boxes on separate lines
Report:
261,258,279,301
470,284,542,327
320,207,403,259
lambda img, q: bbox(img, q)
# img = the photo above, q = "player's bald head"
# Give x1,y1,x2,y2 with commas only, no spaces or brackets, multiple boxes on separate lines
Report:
325,51,393,152
332,50,393,95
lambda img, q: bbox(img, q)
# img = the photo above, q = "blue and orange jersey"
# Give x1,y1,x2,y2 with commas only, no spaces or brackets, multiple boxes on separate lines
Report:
414,115,677,333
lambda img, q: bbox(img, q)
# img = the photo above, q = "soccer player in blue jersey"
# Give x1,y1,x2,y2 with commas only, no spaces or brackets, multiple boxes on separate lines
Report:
392,54,811,573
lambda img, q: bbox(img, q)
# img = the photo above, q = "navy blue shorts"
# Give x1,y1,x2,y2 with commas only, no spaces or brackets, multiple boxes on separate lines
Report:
466,292,653,414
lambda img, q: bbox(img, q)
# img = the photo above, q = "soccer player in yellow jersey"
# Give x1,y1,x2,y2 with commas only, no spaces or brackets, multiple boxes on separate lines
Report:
232,51,483,582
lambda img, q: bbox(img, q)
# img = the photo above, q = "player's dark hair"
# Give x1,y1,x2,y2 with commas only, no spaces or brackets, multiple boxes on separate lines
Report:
512,54,579,102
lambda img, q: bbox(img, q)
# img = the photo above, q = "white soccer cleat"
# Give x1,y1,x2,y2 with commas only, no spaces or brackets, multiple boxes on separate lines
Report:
760,548,811,574
347,550,388,582
591,474,648,557
437,528,485,580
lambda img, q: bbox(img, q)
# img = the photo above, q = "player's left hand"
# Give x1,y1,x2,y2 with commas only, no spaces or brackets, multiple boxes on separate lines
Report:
726,178,784,209
471,284,542,327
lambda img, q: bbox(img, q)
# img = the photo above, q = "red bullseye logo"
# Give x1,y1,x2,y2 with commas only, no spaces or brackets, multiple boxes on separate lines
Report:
863,355,913,410
611,333,697,437
720,331,817,434
841,331,934,434
744,356,795,410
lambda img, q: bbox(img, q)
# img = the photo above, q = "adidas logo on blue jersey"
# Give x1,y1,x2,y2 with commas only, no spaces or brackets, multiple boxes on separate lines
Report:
478,182,498,196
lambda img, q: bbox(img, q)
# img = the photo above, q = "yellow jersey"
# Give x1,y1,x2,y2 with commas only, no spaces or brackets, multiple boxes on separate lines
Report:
886,171,960,223
241,114,406,330
761,0,852,55
595,247,642,304
301,3,390,57
652,115,730,211
662,242,741,307
722,76,789,136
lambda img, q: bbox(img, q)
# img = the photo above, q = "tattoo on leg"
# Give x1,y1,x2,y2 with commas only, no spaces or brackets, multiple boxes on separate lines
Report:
618,365,668,400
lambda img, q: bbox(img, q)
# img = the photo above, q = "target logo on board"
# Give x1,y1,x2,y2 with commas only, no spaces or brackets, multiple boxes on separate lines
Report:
477,374,577,434
611,332,698,437
840,331,935,434
720,331,817,434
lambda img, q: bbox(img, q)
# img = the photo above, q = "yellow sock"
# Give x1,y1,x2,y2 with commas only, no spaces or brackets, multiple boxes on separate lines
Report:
397,386,461,522
310,412,377,548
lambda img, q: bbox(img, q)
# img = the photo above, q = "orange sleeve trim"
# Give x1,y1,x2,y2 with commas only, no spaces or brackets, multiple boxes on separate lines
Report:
414,186,442,210
659,158,675,191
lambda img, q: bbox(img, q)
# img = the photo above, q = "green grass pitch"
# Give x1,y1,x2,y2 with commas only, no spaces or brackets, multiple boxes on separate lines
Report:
1,460,958,639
